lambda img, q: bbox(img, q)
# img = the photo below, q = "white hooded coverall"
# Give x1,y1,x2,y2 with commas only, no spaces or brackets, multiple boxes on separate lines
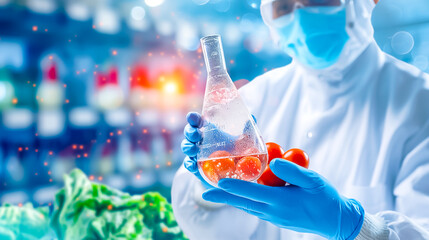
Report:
172,0,429,239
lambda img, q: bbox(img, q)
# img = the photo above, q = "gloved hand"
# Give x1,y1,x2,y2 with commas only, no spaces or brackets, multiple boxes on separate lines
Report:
181,112,255,188
202,159,365,240
181,112,211,188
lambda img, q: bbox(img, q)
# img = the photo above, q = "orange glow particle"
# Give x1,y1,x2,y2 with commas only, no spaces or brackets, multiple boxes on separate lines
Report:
33,83,36,87
98,176,103,181
148,52,153,57
112,50,117,56
35,149,39,152
49,56,53,60
77,154,81,158
18,203,23,207
162,227,168,233
167,161,172,166
83,153,88,158
110,132,114,136
236,16,240,20
65,99,70,104
45,29,48,32
32,26,38,31
48,171,51,175
143,129,148,134
107,205,113,210
12,98,18,104
89,175,95,180
44,162,48,166
25,147,28,151
92,25,96,29
117,130,122,135
79,145,84,150
18,147,23,151
107,139,111,143
49,151,53,155
72,144,77,149
49,179,53,182
230,60,235,64
155,164,160,169
162,129,166,133
136,174,141,179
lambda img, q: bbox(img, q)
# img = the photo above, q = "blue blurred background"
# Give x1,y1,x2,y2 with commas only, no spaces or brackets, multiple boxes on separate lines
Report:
0,0,428,206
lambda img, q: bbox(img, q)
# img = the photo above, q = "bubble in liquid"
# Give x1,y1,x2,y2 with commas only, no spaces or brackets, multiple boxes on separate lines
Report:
391,31,414,55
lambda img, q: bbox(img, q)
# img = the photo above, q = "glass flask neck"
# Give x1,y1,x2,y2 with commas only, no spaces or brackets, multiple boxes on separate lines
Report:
201,35,227,75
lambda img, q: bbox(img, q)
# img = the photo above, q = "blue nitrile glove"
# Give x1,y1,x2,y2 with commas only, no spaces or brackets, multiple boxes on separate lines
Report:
181,112,236,188
181,112,211,188
181,112,257,188
202,159,365,240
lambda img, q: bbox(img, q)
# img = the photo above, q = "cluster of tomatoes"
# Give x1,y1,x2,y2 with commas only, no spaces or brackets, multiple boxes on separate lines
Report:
199,142,309,187
258,142,309,186
200,150,263,184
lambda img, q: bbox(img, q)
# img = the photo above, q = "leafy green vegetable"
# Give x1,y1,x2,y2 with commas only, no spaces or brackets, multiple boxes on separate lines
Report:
0,203,52,240
51,169,187,240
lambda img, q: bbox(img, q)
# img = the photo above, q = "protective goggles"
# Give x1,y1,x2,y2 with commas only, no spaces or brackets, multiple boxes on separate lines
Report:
261,0,346,27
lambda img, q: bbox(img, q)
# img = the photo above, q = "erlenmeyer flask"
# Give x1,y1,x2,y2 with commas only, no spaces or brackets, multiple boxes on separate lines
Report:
198,35,268,186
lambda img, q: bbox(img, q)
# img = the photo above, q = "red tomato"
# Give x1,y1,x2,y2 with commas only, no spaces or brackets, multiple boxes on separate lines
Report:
257,142,286,186
201,161,219,183
201,151,236,183
282,148,309,169
235,156,262,181
257,167,286,186
266,142,285,162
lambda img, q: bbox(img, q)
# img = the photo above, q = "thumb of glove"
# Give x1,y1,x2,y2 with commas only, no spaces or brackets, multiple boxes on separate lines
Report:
270,159,324,189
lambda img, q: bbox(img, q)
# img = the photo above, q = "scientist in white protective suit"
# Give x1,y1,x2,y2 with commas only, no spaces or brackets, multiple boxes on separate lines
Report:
173,0,429,239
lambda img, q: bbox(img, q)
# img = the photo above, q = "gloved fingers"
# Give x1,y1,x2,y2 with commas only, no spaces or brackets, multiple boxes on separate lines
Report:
270,159,324,189
183,156,198,174
217,178,276,203
184,124,202,143
202,188,269,213
186,112,203,128
181,139,199,157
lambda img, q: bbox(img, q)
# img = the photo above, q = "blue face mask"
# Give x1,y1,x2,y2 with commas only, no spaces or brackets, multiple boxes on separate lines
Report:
273,7,349,69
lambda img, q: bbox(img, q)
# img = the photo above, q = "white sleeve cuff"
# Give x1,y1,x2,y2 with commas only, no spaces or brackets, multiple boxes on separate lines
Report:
355,213,390,240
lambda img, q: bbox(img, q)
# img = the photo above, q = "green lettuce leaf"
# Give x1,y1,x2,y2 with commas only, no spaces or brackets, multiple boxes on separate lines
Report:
0,203,52,240
51,169,187,240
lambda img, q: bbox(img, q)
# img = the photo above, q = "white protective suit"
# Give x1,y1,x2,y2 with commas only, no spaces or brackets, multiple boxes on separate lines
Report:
172,0,429,239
